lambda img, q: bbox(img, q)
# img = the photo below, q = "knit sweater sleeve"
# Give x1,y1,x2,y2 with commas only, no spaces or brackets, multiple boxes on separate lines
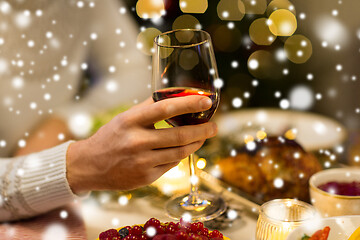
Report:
0,141,77,222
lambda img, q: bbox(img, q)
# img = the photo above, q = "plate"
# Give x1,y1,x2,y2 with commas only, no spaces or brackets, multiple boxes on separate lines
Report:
287,215,360,240
215,108,346,151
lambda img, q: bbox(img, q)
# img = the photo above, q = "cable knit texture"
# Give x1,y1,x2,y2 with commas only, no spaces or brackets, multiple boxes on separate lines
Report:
0,141,76,222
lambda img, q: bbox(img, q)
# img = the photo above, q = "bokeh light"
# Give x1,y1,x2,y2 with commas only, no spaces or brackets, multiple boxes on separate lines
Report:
289,85,314,110
243,0,267,14
268,9,297,36
247,50,282,79
136,0,165,19
172,14,200,30
266,0,296,16
212,25,241,52
284,34,312,63
217,0,245,21
180,0,208,14
179,49,199,70
249,18,276,45
137,27,162,55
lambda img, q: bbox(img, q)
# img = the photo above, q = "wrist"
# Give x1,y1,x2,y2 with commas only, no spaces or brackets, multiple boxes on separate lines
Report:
66,140,90,194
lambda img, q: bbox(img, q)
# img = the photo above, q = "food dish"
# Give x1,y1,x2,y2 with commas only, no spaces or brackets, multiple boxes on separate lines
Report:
287,215,360,240
217,136,322,203
215,109,346,151
309,168,360,217
97,218,230,240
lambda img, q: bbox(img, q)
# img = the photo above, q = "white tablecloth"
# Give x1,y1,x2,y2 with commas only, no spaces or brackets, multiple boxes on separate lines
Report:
82,198,257,240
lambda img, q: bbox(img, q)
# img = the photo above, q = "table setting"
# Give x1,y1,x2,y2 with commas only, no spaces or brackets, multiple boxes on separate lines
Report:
1,0,360,240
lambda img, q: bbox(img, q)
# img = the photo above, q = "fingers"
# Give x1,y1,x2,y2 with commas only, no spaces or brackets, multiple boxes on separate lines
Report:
148,122,217,149
150,140,205,167
129,95,213,126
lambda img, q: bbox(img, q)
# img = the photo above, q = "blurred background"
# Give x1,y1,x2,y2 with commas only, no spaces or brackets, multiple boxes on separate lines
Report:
123,0,360,131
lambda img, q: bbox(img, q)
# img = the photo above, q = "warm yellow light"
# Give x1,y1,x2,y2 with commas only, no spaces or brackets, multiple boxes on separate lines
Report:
284,34,312,64
179,49,199,70
196,158,207,169
243,0,267,14
249,18,276,46
266,0,296,16
180,0,208,14
136,0,165,19
217,0,245,21
256,130,267,140
268,9,297,36
247,50,282,79
244,135,255,144
284,128,297,140
172,15,200,30
137,27,162,55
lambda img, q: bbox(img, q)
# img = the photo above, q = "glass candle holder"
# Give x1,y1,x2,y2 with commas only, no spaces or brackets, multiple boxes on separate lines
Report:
256,199,317,240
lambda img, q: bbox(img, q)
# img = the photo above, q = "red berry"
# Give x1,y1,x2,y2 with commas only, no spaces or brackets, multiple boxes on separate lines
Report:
156,225,166,235
209,230,223,238
99,229,120,240
132,226,143,236
145,218,161,229
175,230,187,240
190,223,198,233
196,222,204,230
199,228,209,237
165,225,176,234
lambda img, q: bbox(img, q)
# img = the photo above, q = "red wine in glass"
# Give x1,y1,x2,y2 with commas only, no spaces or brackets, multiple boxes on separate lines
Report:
152,87,219,127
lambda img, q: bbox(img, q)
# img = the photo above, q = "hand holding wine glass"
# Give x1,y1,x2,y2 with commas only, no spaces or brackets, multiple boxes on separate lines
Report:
152,29,226,221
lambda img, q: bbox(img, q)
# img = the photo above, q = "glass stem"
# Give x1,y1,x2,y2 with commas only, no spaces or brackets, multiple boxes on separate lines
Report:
188,153,200,204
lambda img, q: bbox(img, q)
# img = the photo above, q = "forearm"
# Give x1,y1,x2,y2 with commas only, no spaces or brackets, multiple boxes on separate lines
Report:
0,141,76,222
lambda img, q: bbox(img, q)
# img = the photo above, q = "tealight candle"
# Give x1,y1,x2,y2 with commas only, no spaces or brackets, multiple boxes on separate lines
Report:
256,199,317,240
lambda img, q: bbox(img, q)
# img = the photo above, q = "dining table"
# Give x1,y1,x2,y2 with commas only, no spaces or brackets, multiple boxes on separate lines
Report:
82,196,258,240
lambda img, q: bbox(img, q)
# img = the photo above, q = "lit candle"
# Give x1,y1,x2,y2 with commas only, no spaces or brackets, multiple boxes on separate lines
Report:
256,199,317,240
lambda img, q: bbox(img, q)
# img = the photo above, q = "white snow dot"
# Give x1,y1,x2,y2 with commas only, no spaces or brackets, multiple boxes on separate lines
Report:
307,73,313,80
334,44,341,51
30,102,37,109
115,28,122,35
118,196,128,206
46,31,53,39
68,113,93,138
0,2,11,14
53,74,60,81
279,99,290,109
231,61,238,68
18,139,26,148
232,97,242,108
119,41,126,48
90,33,97,40
252,80,259,87
246,141,256,151
222,11,229,18
289,85,314,110
109,66,116,73
227,22,235,29
17,168,25,176
274,178,284,188
119,7,126,14
299,12,306,19
275,91,281,98
77,1,84,8
315,93,322,100
42,223,67,240
27,40,35,48
112,218,119,226
58,133,65,141
283,68,289,75
35,9,43,17
106,80,118,92
60,210,68,219
0,140,6,147
44,93,51,101
12,76,24,89
146,226,156,237
335,64,342,71
332,9,338,16
227,209,238,220
14,12,31,29
214,78,224,89
248,59,259,70
0,38,4,45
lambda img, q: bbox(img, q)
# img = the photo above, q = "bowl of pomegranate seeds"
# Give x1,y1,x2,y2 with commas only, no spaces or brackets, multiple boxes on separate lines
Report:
97,218,230,240
309,167,360,217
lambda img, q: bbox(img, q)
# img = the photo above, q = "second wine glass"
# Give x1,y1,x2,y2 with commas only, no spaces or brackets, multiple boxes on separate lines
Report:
152,29,226,221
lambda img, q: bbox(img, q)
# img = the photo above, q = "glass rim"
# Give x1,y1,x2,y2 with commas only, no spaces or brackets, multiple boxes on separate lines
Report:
260,199,317,224
153,29,211,49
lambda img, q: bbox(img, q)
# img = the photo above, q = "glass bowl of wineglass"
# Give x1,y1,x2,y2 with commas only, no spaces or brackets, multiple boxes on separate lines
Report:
152,29,226,221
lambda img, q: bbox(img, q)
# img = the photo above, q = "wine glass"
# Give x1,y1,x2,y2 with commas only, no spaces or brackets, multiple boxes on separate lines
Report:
152,29,226,221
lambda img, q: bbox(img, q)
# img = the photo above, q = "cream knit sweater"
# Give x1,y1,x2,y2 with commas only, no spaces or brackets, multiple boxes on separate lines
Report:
0,0,150,221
